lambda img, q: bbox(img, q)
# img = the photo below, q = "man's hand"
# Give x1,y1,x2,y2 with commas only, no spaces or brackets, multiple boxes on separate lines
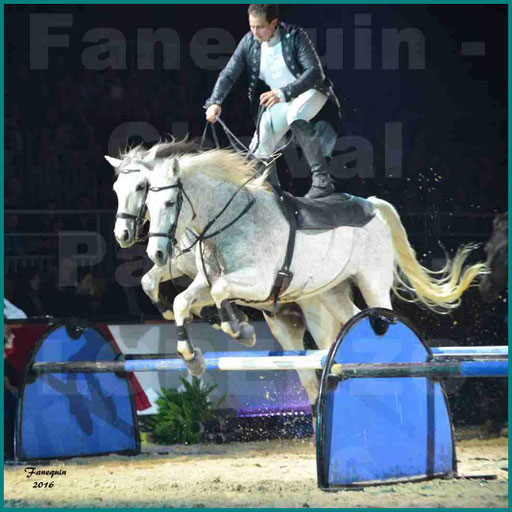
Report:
206,104,222,123
260,90,282,108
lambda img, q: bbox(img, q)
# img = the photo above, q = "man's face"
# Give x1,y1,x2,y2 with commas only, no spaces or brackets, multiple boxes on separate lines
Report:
249,14,278,43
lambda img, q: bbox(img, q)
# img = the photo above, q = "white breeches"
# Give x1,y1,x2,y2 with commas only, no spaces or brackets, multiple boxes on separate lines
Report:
249,89,328,159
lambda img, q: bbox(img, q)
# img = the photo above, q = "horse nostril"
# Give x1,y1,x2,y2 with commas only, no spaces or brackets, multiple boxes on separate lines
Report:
122,230,129,242
156,250,164,262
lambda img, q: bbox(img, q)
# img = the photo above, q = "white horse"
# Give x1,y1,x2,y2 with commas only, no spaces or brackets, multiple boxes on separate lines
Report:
107,143,358,411
108,142,201,321
144,147,487,377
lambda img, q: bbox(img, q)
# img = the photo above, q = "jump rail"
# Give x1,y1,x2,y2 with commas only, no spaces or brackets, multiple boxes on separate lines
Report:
31,346,508,374
17,310,509,489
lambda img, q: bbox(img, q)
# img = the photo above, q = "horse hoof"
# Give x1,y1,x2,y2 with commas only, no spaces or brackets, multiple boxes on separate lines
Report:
221,321,240,338
162,310,175,321
186,348,206,377
237,322,256,347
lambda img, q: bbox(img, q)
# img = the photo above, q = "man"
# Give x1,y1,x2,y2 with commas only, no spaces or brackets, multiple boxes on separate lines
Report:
205,4,341,199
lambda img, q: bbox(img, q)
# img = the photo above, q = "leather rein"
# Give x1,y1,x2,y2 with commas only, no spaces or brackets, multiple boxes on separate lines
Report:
147,175,257,288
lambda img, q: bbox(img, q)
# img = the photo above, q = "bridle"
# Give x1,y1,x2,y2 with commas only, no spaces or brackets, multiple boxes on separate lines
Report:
115,169,149,244
147,180,195,257
147,174,257,287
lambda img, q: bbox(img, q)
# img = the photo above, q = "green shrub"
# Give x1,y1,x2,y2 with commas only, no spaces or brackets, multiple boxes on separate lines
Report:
149,377,226,445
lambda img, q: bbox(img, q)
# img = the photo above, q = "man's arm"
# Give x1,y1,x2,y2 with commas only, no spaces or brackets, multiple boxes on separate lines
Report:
204,33,249,109
281,28,325,102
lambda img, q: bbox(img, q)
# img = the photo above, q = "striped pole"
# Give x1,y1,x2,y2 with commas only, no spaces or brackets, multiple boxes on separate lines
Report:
330,360,509,379
31,346,508,375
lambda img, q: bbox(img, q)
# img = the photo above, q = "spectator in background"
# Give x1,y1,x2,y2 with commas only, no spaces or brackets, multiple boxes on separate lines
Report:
14,269,45,317
40,261,100,318
4,324,19,459
75,270,101,316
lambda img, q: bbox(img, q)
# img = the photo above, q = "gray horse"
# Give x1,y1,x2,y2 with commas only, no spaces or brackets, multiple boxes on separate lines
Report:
107,143,356,414
144,147,487,377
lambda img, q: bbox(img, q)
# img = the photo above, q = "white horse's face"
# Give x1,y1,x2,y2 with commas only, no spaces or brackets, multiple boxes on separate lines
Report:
106,156,149,248
146,160,181,267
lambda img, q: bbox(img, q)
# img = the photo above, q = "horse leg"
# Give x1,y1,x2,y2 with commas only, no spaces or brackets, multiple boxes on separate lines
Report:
355,263,394,309
263,306,320,430
216,300,256,347
317,282,361,326
295,297,342,425
209,269,268,343
172,274,213,377
297,297,341,351
142,265,173,319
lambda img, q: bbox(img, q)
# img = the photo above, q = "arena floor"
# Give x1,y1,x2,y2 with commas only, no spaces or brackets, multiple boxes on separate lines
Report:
4,430,508,508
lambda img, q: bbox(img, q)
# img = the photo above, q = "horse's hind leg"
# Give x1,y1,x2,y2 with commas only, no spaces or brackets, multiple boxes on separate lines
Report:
355,261,394,309
354,219,395,309
263,306,320,427
295,297,342,423
297,297,341,350
317,282,361,326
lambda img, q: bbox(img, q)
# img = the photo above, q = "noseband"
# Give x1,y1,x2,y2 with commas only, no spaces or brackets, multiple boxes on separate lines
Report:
115,169,149,243
147,180,197,256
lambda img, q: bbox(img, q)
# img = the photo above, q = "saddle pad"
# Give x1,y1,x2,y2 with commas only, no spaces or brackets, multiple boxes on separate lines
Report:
282,192,376,230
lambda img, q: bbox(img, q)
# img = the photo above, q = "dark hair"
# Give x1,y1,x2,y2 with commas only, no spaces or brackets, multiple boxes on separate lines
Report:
248,4,279,23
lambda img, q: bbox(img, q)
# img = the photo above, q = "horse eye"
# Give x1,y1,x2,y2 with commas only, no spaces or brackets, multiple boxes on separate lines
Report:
165,200,175,208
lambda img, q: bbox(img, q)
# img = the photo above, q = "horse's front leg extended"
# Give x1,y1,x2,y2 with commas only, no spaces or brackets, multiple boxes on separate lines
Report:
141,264,175,319
173,275,212,377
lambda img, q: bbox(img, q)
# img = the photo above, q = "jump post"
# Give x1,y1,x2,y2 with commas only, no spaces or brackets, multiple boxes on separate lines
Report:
17,308,508,489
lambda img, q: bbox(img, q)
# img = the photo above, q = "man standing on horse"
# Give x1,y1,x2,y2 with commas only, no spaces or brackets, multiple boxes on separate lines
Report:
205,4,342,199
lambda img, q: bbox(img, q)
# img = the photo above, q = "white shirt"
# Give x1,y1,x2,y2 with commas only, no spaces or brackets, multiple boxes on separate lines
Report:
259,28,296,101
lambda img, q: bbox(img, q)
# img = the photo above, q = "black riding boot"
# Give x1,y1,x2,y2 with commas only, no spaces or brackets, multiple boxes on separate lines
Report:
289,119,335,199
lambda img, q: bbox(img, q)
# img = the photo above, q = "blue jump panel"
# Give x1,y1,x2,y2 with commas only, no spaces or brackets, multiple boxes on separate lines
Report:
317,308,455,488
16,323,139,461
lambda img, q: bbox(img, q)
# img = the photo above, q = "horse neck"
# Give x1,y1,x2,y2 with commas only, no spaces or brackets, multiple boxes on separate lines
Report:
176,171,251,238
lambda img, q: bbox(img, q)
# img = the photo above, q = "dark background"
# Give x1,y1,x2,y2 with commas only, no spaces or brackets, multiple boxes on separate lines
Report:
4,4,508,328
5,4,507,209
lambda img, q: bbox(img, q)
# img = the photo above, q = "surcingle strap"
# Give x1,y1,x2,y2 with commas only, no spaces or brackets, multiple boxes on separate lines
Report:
271,193,297,308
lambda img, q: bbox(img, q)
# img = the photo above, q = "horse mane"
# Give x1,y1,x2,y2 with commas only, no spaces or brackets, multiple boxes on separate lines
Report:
120,139,272,192
177,149,272,192
116,138,203,175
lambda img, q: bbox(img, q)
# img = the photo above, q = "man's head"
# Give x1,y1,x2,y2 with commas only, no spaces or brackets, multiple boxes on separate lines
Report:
248,4,279,43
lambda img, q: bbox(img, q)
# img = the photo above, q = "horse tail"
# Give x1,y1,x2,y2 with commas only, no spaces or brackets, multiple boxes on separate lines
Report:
367,196,488,313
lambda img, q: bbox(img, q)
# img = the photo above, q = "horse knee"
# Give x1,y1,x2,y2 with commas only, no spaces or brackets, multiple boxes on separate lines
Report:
141,274,158,301
210,279,231,305
173,295,192,324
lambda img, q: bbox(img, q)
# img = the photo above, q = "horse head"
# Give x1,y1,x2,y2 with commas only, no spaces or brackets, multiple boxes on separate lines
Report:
146,158,183,267
106,149,156,248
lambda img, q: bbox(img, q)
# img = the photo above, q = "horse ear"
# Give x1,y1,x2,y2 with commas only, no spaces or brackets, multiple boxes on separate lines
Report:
169,158,180,177
143,144,159,162
105,155,123,168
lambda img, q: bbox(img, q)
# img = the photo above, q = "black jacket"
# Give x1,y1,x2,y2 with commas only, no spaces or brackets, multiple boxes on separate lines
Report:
204,22,342,142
